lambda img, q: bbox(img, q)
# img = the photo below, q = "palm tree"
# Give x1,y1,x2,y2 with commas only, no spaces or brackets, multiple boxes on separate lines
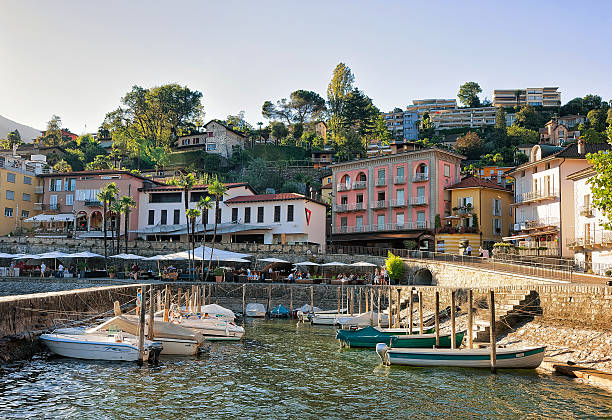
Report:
109,200,123,254
97,183,118,265
186,208,201,277
119,196,136,253
179,173,196,272
197,196,214,279
207,178,228,272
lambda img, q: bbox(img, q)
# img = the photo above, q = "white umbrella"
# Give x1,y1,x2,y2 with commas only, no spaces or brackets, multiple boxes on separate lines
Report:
68,251,103,258
144,255,171,261
294,261,320,266
350,261,378,267
223,258,250,263
163,252,198,261
321,261,348,266
12,254,40,260
38,251,71,259
110,253,145,260
0,252,16,258
259,257,290,264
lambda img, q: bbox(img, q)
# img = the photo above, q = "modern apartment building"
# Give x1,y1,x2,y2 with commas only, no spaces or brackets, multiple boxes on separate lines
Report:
382,99,457,140
507,141,610,257
566,167,612,274
174,120,246,158
437,177,513,254
0,154,46,235
429,107,497,130
331,145,464,250
493,87,561,108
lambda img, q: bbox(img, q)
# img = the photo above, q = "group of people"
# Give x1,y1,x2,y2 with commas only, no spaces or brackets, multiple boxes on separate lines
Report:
334,267,389,285
287,270,311,282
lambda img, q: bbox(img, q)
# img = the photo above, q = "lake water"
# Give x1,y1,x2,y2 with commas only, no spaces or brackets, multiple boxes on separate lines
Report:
0,320,611,418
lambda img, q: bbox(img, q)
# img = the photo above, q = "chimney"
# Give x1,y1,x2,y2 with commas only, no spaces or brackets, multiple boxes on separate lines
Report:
578,138,585,155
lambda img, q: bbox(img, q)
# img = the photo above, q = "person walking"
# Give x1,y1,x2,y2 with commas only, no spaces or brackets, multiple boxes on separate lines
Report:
58,264,64,278
40,262,46,278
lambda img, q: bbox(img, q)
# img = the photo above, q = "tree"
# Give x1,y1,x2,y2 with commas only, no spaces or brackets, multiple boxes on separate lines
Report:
454,131,483,158
119,196,136,253
38,115,64,146
186,208,201,277
197,196,214,279
587,128,612,230
270,121,289,144
52,159,72,172
495,107,507,133
109,200,123,254
292,123,304,140
3,130,22,150
326,63,355,139
507,125,539,145
560,97,585,116
97,183,119,264
335,129,366,162
385,251,404,283
608,108,612,126
85,154,112,170
207,178,227,272
587,109,608,132
342,89,379,135
514,105,548,131
583,94,604,112
458,82,482,107
289,90,326,124
581,128,607,144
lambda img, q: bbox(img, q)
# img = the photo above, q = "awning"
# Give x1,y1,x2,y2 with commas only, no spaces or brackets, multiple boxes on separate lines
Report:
530,229,558,237
502,234,531,241
24,213,74,223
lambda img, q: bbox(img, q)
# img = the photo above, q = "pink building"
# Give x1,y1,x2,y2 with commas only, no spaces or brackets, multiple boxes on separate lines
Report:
331,146,464,249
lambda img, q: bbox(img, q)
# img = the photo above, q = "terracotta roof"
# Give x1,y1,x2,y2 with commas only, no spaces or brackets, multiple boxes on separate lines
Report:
142,182,251,192
225,193,326,206
446,176,509,191
38,169,164,184
554,142,610,158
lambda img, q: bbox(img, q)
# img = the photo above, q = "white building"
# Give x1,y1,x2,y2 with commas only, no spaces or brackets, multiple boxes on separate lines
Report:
135,183,327,251
429,107,497,130
567,167,612,275
174,120,246,158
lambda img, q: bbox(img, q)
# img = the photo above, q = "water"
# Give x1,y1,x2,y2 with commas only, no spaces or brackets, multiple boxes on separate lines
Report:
0,281,114,297
1,320,611,419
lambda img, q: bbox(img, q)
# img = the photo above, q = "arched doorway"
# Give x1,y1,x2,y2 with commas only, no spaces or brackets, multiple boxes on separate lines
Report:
413,268,433,285
75,211,88,231
90,211,103,231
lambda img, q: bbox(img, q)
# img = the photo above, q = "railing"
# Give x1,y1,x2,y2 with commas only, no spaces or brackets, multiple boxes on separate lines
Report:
394,176,406,184
390,199,405,207
523,218,560,229
566,230,612,248
84,200,102,207
34,203,44,210
333,221,429,234
408,196,427,206
375,178,387,187
34,186,44,194
413,173,428,182
337,184,351,192
334,204,349,212
371,200,388,209
353,181,367,190
334,203,366,212
579,206,594,217
514,190,559,204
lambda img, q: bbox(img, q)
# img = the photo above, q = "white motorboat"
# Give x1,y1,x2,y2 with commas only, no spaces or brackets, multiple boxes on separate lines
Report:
336,311,388,328
160,315,245,341
376,344,547,369
245,303,266,318
40,328,162,362
310,313,338,325
198,304,236,322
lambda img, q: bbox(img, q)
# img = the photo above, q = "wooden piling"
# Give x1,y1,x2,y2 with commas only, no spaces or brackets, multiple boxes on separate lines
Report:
350,287,354,316
156,290,162,312
409,289,413,334
396,288,401,328
267,286,272,316
377,288,381,327
434,290,439,346
418,291,423,334
163,285,170,322
388,287,392,328
185,291,190,313
450,290,456,350
113,300,121,316
203,284,206,307
177,288,182,310
369,288,374,326
337,287,341,314
147,286,155,340
365,289,369,313
138,285,146,364
358,288,362,314
289,286,293,314
489,290,497,373
310,286,314,312
200,285,205,311
242,284,246,317
467,289,473,349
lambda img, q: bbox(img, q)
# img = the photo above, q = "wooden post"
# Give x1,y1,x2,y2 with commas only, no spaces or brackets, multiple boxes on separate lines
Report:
191,285,196,312
267,286,272,316
418,291,423,334
388,286,392,328
185,290,190,313
359,288,362,314
337,287,341,314
468,289,473,349
365,289,369,313
203,284,206,307
377,288,381,327
156,290,162,312
200,285,205,311
369,288,374,326
396,288,401,328
138,285,146,364
350,287,354,316
409,289,413,334
490,290,497,373
434,290,440,346
289,286,293,315
163,285,170,322
147,286,155,340
450,290,456,349
310,286,314,312
177,288,182,311
242,284,246,317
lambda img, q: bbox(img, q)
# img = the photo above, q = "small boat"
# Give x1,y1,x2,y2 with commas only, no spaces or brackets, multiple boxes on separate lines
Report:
376,344,546,369
40,328,162,362
197,304,236,322
335,311,389,328
174,316,245,341
246,303,266,317
270,304,290,318
336,326,439,348
310,313,339,325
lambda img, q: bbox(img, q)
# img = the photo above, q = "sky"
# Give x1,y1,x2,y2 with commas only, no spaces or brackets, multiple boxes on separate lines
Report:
1,0,611,134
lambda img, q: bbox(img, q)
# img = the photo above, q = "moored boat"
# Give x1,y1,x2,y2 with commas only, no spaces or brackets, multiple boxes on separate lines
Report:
336,326,441,348
375,344,546,369
246,303,266,318
335,311,389,328
171,316,245,341
270,304,290,318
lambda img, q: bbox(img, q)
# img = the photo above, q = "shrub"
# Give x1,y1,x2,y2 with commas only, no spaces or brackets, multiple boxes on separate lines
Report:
213,268,224,276
403,240,418,250
385,251,404,281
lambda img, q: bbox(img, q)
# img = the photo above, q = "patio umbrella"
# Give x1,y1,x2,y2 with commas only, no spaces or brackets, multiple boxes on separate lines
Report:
321,262,347,267
350,261,378,267
12,254,40,260
68,251,103,258
0,252,16,258
109,253,145,260
144,255,172,261
38,251,72,270
259,257,290,264
223,258,250,263
294,261,320,266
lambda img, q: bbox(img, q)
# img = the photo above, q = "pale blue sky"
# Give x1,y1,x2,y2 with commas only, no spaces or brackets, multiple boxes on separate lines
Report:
1,0,611,133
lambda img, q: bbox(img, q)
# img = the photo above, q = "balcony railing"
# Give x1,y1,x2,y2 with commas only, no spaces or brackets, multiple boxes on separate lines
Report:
335,204,349,212
337,184,351,192
408,196,428,206
34,203,44,210
371,200,388,209
566,230,612,248
334,203,366,212
394,176,406,184
84,200,102,207
514,190,559,204
413,173,429,182
579,206,594,217
333,221,429,234
353,181,367,190
514,217,560,231
390,199,406,207
34,186,44,194
375,178,387,187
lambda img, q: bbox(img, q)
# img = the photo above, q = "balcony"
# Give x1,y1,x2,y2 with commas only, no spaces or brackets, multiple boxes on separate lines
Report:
567,230,612,249
334,204,349,212
517,217,560,230
84,200,102,207
371,200,388,209
34,203,44,210
334,203,366,212
390,199,406,207
333,221,429,234
337,183,351,192
413,173,429,182
375,178,387,187
353,181,367,190
579,206,594,217
513,190,559,204
393,176,406,184
408,196,428,206
34,186,44,194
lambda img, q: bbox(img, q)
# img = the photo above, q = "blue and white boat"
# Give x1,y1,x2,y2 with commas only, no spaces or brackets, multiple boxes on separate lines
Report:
375,344,546,369
270,304,290,318
40,328,162,362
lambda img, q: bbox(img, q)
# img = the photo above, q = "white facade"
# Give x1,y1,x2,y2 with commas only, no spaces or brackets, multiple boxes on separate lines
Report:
429,107,497,130
174,120,245,158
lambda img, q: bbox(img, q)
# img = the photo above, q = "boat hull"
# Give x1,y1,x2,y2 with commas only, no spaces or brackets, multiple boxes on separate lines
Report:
155,337,199,356
337,327,459,349
41,334,151,362
376,344,546,369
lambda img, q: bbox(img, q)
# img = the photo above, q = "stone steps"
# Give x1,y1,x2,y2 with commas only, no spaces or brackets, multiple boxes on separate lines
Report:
474,290,540,342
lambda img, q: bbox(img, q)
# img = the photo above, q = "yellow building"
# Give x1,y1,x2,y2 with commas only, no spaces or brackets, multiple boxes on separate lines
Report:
0,155,44,236
436,176,513,254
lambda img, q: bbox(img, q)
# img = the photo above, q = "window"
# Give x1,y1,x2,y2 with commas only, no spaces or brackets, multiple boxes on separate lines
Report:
493,218,502,235
355,216,363,231
21,210,29,218
397,213,404,226
341,196,348,205
206,143,217,151
377,191,385,201
584,194,590,207
257,206,264,223
161,210,167,225
7,173,15,183
66,195,73,205
416,186,425,198
396,189,405,205
6,190,14,200
4,207,13,217
377,214,385,228
49,195,58,209
396,167,404,178
417,211,426,227
150,193,182,203
64,178,76,191
148,210,155,225
23,176,32,185
287,205,294,222
244,207,251,223
274,205,281,222
377,169,385,180
174,209,180,225
232,208,238,223
437,240,445,253
444,164,450,177
356,194,364,204
340,217,348,228
22,193,30,202
493,199,502,216
49,178,61,191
